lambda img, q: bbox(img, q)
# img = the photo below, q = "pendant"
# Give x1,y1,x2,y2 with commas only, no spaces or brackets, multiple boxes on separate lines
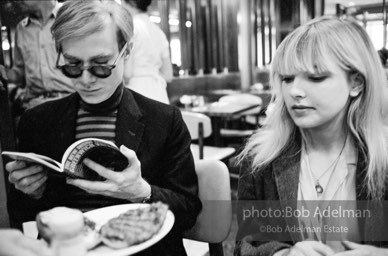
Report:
315,183,324,194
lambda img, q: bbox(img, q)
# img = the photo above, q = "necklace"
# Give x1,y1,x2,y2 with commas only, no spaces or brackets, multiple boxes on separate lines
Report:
305,137,347,194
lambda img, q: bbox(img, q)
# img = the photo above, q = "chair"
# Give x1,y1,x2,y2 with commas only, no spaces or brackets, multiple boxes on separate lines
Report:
218,93,263,139
183,160,232,256
0,142,10,228
181,111,235,161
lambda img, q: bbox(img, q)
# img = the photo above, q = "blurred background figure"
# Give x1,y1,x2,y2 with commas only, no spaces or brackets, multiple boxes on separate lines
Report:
0,229,52,256
378,47,388,67
0,0,73,112
122,0,173,104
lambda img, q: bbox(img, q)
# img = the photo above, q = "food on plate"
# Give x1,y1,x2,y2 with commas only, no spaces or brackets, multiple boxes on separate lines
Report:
36,207,101,250
36,207,85,243
100,202,169,249
36,207,88,256
83,216,102,249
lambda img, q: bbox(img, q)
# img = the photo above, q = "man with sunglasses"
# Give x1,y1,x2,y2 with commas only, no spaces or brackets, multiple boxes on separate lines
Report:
5,1,201,255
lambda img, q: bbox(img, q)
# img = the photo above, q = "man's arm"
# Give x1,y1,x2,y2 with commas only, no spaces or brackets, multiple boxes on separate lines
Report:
149,108,201,233
6,111,51,229
65,107,202,234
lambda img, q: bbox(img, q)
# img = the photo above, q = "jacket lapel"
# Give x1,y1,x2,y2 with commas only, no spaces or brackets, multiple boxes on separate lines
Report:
115,89,145,151
51,94,78,158
273,141,303,242
273,141,385,244
355,149,386,243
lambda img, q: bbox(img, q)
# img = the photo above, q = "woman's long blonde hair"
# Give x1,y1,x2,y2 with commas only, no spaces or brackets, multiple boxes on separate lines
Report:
239,16,388,199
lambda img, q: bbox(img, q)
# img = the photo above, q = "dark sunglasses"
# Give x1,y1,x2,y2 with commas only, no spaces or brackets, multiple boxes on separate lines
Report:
56,43,128,79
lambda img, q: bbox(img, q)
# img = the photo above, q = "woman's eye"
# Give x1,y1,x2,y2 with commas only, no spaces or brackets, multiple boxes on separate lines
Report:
281,76,294,83
308,76,327,82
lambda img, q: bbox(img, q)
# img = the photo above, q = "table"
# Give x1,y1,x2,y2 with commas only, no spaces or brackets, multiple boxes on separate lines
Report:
184,102,262,145
189,101,260,117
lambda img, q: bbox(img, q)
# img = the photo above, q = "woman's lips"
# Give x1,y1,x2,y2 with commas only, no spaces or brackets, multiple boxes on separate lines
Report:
292,105,313,110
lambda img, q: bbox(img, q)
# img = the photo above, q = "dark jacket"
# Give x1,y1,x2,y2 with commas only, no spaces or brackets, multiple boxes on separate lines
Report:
235,138,388,256
8,88,202,256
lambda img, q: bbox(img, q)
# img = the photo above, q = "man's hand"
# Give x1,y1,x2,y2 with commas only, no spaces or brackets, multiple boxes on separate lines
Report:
66,145,151,202
6,161,48,199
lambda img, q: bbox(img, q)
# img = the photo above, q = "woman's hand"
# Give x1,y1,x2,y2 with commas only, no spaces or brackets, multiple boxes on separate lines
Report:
333,241,388,256
66,145,151,202
6,161,48,199
276,241,335,256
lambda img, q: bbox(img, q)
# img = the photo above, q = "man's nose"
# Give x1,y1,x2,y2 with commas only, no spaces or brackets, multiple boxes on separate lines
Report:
80,69,97,86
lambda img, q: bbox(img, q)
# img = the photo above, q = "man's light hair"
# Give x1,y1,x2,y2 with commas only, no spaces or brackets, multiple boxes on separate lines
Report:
51,0,133,52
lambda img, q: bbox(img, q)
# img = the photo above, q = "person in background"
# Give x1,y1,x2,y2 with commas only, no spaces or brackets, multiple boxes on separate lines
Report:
0,229,52,256
121,0,173,104
0,0,74,111
235,16,388,256
5,1,201,255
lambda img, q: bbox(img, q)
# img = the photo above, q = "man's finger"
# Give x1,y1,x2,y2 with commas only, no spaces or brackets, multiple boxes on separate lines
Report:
25,175,47,195
9,165,44,183
82,158,120,181
5,160,27,173
120,145,138,165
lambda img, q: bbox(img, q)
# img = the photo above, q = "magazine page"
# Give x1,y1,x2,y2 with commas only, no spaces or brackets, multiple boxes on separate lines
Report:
1,151,62,173
61,138,129,180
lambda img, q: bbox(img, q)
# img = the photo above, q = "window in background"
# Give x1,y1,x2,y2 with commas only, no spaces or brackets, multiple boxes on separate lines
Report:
338,3,386,52
148,0,239,77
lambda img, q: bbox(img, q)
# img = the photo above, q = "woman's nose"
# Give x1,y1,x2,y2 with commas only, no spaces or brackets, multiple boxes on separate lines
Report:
289,77,306,98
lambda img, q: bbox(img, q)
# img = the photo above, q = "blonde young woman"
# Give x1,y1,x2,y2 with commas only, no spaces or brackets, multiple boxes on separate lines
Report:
235,16,388,256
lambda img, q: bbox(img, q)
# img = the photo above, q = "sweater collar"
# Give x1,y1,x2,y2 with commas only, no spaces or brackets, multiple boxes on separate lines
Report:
79,83,124,114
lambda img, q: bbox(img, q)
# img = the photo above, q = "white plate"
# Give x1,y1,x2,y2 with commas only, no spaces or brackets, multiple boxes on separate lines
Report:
84,204,174,256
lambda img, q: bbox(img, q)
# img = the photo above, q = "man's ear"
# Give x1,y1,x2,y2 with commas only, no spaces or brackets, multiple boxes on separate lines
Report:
349,72,364,97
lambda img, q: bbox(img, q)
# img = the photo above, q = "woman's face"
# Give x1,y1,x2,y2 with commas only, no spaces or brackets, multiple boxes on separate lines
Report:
281,61,353,132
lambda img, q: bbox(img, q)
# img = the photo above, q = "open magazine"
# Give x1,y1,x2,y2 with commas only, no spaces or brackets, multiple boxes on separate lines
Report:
2,138,129,181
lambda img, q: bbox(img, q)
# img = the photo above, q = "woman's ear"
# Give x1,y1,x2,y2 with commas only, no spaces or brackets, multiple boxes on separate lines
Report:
349,72,364,97
124,41,134,59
